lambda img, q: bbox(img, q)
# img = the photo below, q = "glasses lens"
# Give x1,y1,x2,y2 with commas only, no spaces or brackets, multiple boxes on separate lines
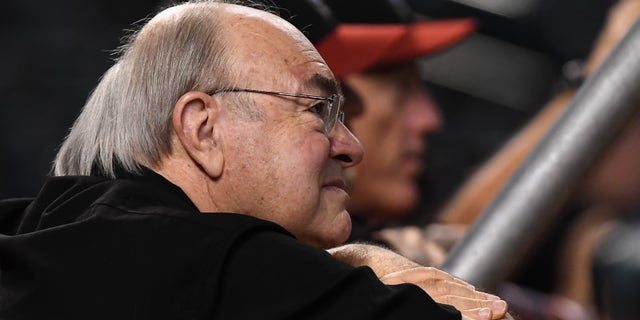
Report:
324,94,340,134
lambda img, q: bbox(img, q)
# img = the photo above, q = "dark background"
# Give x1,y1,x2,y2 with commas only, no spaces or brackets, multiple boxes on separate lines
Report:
1,0,169,198
0,0,617,217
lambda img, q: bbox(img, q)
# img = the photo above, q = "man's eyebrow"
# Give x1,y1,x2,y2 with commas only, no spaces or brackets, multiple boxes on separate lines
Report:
305,73,341,96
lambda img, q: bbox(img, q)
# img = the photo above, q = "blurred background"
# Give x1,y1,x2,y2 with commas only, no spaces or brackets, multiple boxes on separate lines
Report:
409,0,617,221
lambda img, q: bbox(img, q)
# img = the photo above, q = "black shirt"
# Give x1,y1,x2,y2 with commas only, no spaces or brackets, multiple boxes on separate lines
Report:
0,168,460,319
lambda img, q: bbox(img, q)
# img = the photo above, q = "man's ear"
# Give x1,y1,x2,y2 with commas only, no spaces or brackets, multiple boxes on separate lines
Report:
172,91,224,178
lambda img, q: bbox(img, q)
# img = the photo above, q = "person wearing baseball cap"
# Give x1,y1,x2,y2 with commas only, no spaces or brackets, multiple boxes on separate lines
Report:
273,0,476,265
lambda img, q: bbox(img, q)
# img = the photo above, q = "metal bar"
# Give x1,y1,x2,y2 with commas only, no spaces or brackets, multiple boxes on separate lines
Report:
441,17,640,291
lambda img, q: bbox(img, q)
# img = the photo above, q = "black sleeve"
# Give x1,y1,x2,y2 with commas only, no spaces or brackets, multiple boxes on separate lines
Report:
212,230,461,320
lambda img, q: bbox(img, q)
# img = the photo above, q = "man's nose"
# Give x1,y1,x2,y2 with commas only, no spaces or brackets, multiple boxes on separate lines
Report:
407,91,442,135
329,122,364,167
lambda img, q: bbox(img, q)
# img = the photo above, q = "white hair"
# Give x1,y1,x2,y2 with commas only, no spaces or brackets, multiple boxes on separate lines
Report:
53,0,259,178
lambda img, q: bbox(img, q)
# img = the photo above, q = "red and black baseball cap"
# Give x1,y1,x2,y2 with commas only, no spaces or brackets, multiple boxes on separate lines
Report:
272,0,476,80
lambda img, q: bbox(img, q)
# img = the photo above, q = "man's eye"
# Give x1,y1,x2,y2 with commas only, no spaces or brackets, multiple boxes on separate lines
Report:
308,102,325,116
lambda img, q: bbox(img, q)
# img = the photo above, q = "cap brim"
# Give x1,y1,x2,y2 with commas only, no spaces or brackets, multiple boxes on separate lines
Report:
315,18,476,79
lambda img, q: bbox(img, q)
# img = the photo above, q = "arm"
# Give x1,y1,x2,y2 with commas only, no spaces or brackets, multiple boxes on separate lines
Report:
329,243,510,320
217,229,466,319
327,242,421,276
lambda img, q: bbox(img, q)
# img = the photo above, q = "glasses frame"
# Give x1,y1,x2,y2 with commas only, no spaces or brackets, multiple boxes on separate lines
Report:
208,88,344,135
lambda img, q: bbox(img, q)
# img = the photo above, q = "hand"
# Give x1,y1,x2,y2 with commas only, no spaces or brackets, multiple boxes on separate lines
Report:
328,244,511,319
380,267,510,320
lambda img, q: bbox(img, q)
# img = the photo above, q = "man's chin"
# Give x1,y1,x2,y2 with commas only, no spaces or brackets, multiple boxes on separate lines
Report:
313,213,352,248
332,212,353,246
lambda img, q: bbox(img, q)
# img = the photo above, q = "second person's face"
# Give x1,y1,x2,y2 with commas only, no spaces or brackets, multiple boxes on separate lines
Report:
344,64,442,221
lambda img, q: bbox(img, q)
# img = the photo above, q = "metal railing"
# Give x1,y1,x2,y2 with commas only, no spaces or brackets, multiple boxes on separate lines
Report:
441,17,640,291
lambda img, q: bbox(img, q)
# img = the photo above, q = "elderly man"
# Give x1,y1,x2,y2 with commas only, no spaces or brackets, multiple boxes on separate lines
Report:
0,1,508,319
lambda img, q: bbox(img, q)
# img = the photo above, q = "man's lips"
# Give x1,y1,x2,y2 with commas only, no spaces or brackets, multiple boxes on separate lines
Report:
403,152,425,176
323,178,346,191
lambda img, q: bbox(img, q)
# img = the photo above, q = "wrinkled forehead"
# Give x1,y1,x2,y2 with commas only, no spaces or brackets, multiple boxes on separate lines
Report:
221,5,337,94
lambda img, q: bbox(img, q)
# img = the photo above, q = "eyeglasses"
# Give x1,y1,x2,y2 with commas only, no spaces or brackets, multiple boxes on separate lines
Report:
208,88,344,135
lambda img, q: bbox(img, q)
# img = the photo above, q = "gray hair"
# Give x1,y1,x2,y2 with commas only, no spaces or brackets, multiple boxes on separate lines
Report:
53,0,265,178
